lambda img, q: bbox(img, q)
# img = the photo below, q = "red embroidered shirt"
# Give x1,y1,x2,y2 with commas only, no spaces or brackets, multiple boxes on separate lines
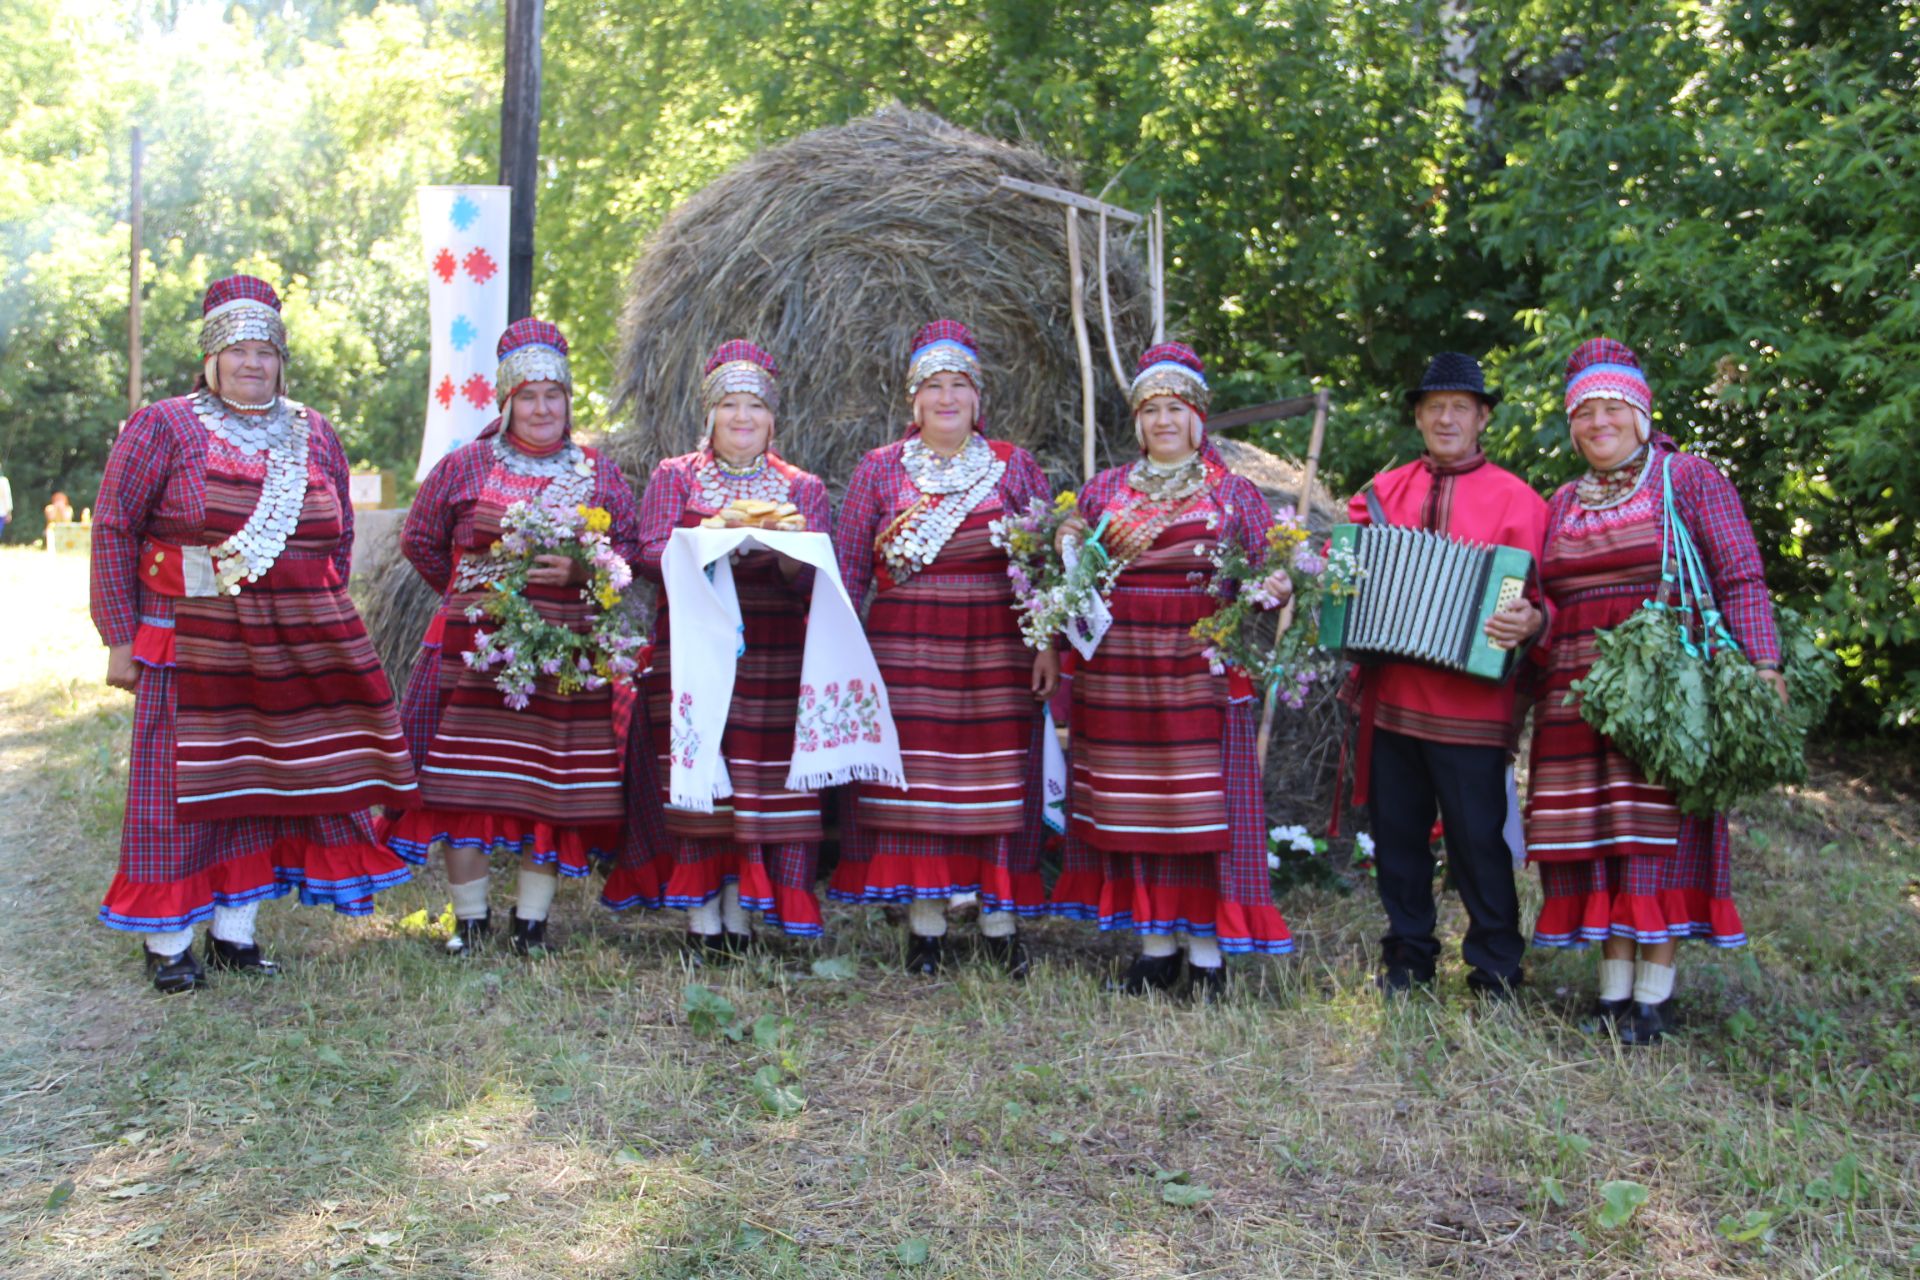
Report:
1345,454,1550,749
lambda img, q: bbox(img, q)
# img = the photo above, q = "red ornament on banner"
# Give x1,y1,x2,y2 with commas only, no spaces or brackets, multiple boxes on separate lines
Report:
431,249,458,284
435,376,456,409
463,248,499,285
461,373,494,409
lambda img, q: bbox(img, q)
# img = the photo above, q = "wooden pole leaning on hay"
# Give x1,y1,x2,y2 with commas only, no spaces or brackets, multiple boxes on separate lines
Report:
1065,209,1098,482
1096,210,1129,394
1144,198,1159,343
1255,388,1331,770
994,176,1150,481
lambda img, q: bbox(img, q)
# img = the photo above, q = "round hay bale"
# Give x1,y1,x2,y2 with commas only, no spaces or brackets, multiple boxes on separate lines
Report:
607,106,1154,493
350,512,439,694
1210,436,1343,531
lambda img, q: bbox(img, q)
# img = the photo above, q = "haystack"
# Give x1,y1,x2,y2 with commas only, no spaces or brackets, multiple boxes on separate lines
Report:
350,515,439,694
605,105,1154,492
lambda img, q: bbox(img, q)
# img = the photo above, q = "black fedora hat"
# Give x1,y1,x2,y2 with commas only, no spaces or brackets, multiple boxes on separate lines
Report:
1405,352,1501,408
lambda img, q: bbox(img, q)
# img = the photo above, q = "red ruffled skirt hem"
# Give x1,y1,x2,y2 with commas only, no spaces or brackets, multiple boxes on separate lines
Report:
1532,888,1747,949
826,853,1048,916
1049,871,1294,955
99,836,412,931
599,857,670,913
661,850,825,938
380,807,618,877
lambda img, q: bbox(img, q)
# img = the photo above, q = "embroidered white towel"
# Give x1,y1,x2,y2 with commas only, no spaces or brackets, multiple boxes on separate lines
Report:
663,527,904,812
1040,705,1068,834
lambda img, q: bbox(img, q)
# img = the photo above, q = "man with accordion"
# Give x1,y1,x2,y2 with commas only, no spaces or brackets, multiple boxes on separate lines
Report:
1334,353,1548,998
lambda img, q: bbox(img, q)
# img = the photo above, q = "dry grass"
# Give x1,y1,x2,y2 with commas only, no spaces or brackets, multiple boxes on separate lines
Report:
2,547,1917,1279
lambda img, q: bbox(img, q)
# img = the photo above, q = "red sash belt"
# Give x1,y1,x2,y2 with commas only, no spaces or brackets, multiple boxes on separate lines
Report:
139,539,340,596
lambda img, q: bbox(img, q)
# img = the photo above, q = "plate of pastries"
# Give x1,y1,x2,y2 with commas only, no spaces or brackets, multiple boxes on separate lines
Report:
700,498,807,531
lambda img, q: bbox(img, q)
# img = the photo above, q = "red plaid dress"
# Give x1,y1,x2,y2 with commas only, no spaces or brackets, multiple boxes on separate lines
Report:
382,429,640,877
1048,452,1292,953
606,450,834,936
825,436,1053,914
91,396,416,931
1527,438,1779,948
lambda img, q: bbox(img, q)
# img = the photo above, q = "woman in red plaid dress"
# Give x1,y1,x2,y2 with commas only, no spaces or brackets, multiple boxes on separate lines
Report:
383,320,641,956
90,276,418,993
609,340,833,951
829,321,1057,977
1048,345,1294,999
1527,339,1784,1044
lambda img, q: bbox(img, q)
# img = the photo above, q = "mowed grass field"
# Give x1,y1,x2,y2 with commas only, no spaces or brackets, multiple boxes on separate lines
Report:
0,545,1915,1279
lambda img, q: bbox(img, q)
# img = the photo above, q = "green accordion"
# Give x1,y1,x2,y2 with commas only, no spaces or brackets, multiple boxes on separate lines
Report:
1318,523,1533,683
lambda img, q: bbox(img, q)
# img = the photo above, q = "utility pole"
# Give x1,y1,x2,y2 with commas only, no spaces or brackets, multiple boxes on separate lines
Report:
127,127,144,416
500,0,544,322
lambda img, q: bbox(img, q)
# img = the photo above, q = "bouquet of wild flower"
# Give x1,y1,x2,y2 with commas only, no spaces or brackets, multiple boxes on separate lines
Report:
989,491,1118,652
464,498,647,709
1188,505,1363,705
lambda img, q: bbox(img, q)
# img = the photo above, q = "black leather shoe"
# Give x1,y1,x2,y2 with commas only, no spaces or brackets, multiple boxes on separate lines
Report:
904,933,945,976
143,944,203,995
683,930,723,964
206,937,281,976
508,916,550,956
1468,971,1522,1002
1378,967,1434,996
447,912,490,955
1617,1001,1668,1046
1111,952,1183,995
1585,995,1632,1032
714,930,755,958
1187,961,1227,1004
980,934,1030,980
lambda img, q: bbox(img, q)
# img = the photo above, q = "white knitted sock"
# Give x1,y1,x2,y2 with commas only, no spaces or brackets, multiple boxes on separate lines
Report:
514,869,557,922
449,875,491,921
211,901,259,946
1186,936,1224,970
1141,934,1178,959
1633,961,1677,1006
686,898,722,935
145,925,196,957
907,898,948,938
1598,958,1635,1002
978,909,1017,938
720,882,749,933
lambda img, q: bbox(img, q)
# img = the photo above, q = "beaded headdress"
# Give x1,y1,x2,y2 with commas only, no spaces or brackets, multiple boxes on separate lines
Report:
701,340,780,414
1564,338,1651,418
905,319,983,399
199,275,288,360
495,318,573,407
1128,342,1211,417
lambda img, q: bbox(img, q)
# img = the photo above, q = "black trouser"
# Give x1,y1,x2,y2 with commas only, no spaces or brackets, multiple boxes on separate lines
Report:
1368,728,1523,987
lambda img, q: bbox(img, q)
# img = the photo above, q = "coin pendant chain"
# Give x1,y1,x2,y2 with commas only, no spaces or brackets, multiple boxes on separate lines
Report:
695,451,789,511
192,392,312,595
881,435,1005,583
492,431,595,510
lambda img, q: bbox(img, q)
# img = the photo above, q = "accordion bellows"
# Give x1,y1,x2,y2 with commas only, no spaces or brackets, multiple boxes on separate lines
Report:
1320,524,1533,682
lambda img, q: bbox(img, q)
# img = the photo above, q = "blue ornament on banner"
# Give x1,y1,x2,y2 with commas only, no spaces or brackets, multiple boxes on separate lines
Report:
450,315,477,351
449,194,480,232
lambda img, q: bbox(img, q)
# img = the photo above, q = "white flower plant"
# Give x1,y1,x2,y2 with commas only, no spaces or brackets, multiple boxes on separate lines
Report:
1265,823,1375,895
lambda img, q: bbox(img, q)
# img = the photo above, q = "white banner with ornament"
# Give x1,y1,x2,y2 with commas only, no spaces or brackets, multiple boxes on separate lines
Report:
416,185,510,481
